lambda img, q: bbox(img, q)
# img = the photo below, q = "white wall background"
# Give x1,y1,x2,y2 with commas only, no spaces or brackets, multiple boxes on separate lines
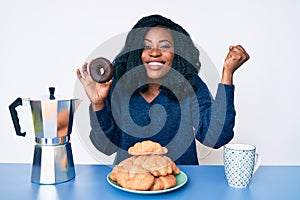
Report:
1,0,299,165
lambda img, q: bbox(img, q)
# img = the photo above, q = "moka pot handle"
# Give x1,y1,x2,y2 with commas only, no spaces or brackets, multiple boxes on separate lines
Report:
9,97,26,137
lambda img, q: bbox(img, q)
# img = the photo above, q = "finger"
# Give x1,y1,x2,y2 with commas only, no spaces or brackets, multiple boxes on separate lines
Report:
231,47,249,60
107,79,113,86
76,68,82,78
237,45,250,60
230,45,244,54
82,62,89,77
235,45,246,52
230,45,250,59
102,80,113,92
228,51,243,61
76,69,86,85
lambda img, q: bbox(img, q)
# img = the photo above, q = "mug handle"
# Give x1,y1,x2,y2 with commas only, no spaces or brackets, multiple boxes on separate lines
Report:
253,153,261,174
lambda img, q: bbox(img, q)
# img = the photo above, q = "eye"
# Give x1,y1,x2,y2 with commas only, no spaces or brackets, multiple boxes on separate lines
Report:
144,45,151,50
160,45,171,49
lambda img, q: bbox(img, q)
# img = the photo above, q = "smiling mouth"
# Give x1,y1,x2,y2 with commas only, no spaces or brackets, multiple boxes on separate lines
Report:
148,61,164,66
146,62,166,69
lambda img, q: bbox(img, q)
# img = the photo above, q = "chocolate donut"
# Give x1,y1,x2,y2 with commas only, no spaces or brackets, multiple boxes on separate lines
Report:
89,57,114,83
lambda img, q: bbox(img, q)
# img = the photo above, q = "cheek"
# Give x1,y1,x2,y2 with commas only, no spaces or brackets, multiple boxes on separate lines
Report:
141,51,147,62
167,53,175,65
164,66,172,74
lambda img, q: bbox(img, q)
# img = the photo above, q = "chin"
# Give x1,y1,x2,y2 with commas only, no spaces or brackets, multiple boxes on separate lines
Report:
145,70,171,82
145,72,164,81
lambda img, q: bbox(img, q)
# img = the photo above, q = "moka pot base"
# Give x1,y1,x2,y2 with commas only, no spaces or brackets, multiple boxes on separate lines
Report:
31,136,75,185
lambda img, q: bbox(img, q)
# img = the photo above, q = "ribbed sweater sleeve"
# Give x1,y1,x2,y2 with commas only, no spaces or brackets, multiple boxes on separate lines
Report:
194,82,235,148
89,104,119,155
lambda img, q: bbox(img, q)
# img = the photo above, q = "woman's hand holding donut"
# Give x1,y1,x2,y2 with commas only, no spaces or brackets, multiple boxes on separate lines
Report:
76,61,112,111
221,45,250,85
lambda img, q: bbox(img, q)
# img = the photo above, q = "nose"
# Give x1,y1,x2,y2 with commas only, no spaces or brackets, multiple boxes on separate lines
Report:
149,48,162,57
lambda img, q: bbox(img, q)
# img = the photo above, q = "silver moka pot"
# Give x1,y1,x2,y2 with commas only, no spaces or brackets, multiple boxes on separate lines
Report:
9,87,81,184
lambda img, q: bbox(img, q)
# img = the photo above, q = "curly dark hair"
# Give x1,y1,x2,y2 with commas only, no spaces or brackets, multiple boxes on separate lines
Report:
112,14,201,101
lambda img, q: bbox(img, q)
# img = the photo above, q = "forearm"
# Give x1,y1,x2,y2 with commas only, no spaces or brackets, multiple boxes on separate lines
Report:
89,104,119,155
195,84,235,148
210,84,235,148
221,68,233,85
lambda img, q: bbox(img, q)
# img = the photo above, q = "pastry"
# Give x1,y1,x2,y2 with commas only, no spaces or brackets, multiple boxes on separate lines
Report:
89,57,114,83
150,175,177,191
141,154,179,176
128,140,168,155
109,141,180,191
110,157,155,190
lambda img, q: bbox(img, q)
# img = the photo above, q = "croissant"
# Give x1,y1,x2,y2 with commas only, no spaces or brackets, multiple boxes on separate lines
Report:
128,140,168,155
109,141,180,191
150,175,177,191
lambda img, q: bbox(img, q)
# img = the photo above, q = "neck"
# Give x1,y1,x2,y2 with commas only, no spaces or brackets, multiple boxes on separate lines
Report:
140,83,161,103
147,83,160,92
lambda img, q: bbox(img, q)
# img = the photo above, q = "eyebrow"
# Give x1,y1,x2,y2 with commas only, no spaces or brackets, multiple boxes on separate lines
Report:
144,39,173,45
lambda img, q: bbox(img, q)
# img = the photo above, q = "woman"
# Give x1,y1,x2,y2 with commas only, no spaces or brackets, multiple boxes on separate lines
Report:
76,14,249,165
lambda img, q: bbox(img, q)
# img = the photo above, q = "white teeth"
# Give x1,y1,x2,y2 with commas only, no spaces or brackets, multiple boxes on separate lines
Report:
148,62,163,66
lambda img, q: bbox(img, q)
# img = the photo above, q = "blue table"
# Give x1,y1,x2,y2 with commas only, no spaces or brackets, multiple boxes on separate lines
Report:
0,164,299,200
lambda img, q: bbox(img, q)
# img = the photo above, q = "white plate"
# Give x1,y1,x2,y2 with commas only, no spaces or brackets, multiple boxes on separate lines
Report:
107,171,188,194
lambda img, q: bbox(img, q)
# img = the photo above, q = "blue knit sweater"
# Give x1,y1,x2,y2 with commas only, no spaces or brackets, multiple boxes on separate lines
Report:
89,74,235,165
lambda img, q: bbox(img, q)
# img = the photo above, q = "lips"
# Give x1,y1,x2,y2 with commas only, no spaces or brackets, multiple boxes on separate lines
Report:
146,61,165,70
